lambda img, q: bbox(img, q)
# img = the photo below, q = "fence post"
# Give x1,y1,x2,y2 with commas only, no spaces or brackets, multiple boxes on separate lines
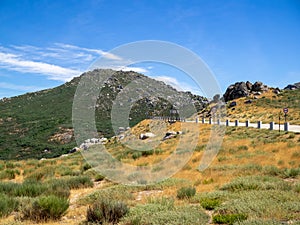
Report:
270,122,274,130
245,120,249,127
202,117,205,124
235,120,239,127
257,121,262,129
209,117,212,124
284,122,289,132
226,119,229,126
217,119,221,125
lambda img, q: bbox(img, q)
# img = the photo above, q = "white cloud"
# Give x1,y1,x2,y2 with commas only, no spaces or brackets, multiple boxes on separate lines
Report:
152,75,203,95
54,43,122,60
0,52,80,81
0,43,148,83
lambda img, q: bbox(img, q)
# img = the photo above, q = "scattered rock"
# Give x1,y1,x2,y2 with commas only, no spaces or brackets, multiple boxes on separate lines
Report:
244,99,252,104
253,91,262,96
229,101,237,108
273,88,281,94
79,137,108,150
162,131,181,140
68,147,79,154
140,132,156,140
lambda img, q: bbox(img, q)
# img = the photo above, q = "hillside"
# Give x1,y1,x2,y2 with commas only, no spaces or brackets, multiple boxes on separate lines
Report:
0,120,299,224
0,69,207,160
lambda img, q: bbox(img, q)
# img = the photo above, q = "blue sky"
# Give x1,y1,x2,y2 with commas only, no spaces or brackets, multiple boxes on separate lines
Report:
0,0,299,98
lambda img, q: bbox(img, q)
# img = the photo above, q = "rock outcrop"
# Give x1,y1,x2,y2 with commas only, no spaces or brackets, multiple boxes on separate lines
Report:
284,82,300,90
223,81,269,102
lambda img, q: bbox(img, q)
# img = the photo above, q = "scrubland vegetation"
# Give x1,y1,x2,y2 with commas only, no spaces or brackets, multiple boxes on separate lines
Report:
0,121,299,224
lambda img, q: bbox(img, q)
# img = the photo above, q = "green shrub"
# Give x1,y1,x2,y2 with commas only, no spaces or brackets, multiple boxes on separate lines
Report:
220,176,291,192
82,163,92,172
132,151,142,160
0,182,19,196
87,198,128,224
142,150,154,157
22,195,69,222
64,176,93,189
0,194,18,217
238,145,248,151
14,181,47,197
200,198,221,210
283,168,300,178
94,173,105,182
0,170,15,180
45,180,70,199
121,203,209,225
5,162,15,169
177,186,196,199
233,219,286,225
213,213,247,225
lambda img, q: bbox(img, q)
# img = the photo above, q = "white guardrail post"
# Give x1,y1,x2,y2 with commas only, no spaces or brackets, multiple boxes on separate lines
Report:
270,122,274,130
284,122,289,132
257,121,262,129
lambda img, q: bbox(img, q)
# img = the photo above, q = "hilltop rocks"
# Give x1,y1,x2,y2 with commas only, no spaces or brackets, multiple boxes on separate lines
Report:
252,81,268,92
284,82,300,90
223,82,250,102
223,81,269,102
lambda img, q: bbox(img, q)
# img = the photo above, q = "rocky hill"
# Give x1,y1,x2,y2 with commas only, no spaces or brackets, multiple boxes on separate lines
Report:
0,69,207,160
223,81,270,102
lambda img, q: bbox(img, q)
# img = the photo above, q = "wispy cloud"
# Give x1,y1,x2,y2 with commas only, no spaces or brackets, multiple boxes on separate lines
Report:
54,43,122,60
0,52,80,81
0,43,147,82
152,75,203,95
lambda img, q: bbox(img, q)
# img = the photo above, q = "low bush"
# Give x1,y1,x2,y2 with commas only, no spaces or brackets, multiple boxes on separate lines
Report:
0,169,17,180
233,219,285,225
200,198,221,210
120,203,209,225
0,193,18,217
14,181,47,197
213,213,247,225
47,176,93,191
21,195,69,222
94,173,105,182
220,176,291,192
177,186,196,199
64,176,94,189
87,198,128,224
81,163,92,172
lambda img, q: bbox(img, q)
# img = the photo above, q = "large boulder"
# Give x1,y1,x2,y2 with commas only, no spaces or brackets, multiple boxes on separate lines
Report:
251,81,268,92
223,81,270,102
223,82,250,102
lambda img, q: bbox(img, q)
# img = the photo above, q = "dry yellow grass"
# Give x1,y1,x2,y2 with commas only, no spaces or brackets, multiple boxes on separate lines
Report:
0,117,299,224
225,90,300,124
